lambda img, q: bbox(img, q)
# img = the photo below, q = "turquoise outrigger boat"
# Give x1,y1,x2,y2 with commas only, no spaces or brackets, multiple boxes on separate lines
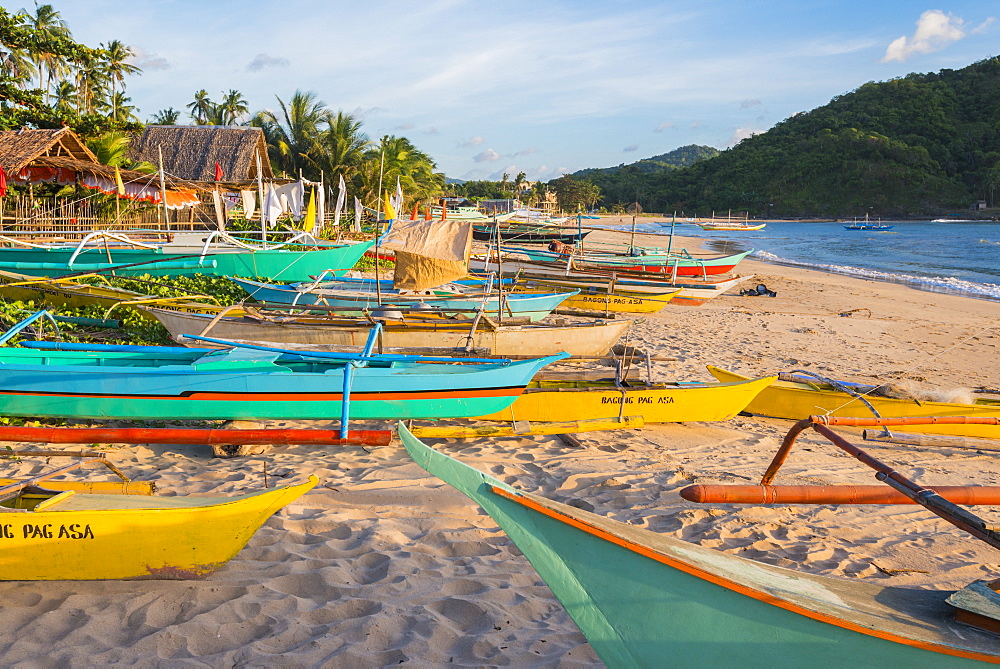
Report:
399,422,1000,667
0,312,565,427
0,231,373,281
228,276,577,322
508,246,752,277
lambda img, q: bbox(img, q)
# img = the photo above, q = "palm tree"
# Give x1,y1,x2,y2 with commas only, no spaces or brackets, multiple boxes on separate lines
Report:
202,102,227,125
52,79,75,113
187,89,213,123
253,90,328,177
101,40,140,121
358,135,443,208
17,2,73,102
220,89,249,125
109,92,138,123
0,41,34,87
312,110,371,187
149,107,181,125
74,52,108,115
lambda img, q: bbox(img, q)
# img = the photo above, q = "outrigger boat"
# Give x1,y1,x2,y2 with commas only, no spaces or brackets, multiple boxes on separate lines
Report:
228,277,576,322
697,221,766,231
470,256,754,306
514,277,681,314
0,450,316,580
144,305,632,357
708,366,1000,439
0,311,565,424
475,375,776,423
472,222,590,244
400,419,1000,665
506,246,752,277
0,230,373,281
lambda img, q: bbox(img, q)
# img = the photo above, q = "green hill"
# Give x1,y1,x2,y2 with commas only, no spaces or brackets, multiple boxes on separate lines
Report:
571,145,719,176
562,57,1000,218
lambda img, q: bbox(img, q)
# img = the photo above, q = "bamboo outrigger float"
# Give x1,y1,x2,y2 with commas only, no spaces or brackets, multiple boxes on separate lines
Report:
400,418,1000,665
0,451,316,580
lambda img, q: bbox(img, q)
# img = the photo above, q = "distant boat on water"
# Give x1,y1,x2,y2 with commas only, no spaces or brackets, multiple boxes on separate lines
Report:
843,214,894,231
697,212,766,231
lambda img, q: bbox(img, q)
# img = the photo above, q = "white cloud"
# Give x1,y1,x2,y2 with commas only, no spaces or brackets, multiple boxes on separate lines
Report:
473,149,500,162
881,10,981,63
623,144,639,152
395,122,416,131
727,126,761,147
459,136,486,148
247,54,290,72
127,45,168,70
512,147,538,157
653,122,674,132
740,98,761,108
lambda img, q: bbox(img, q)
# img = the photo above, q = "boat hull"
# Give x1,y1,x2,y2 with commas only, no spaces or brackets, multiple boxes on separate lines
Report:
0,347,562,421
516,278,680,313
472,226,590,244
475,376,775,423
229,277,575,322
513,248,752,277
707,366,1000,439
145,307,632,357
470,258,753,305
400,426,1000,666
1,478,316,580
0,241,374,281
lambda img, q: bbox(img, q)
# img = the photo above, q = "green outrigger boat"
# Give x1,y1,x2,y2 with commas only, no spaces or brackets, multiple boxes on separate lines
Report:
0,231,373,281
399,421,1000,666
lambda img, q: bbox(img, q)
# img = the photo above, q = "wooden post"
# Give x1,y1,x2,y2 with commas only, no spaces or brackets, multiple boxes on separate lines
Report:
256,149,265,242
157,145,169,230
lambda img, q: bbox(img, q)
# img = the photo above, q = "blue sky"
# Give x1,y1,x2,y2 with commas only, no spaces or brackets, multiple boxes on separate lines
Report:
15,1,1000,181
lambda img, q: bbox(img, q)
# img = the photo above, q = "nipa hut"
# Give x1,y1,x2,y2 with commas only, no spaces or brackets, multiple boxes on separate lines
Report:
0,127,205,218
128,125,272,184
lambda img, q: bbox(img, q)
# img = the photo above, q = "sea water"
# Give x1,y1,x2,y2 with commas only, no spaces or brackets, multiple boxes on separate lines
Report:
646,220,1000,302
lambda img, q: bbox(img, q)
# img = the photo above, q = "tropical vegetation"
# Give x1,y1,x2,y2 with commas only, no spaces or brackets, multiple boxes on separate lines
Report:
0,3,444,216
562,58,1000,218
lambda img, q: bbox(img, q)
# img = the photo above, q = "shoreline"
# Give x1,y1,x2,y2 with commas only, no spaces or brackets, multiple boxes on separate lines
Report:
590,218,1000,304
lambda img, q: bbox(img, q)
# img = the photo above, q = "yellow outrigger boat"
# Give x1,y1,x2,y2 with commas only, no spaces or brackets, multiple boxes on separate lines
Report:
475,375,775,423
0,452,316,580
515,276,681,314
708,365,1000,439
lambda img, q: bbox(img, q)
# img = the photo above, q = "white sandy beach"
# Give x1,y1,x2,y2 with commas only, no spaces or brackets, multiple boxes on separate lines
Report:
0,222,998,666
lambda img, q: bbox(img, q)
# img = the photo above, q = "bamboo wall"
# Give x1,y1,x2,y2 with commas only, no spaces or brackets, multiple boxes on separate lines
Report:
0,195,212,235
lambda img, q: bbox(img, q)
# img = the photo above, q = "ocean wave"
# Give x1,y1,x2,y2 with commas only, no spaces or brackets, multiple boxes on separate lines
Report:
752,250,1000,301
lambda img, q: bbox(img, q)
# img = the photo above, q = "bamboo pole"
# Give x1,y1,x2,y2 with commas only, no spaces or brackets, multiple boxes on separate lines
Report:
409,416,643,439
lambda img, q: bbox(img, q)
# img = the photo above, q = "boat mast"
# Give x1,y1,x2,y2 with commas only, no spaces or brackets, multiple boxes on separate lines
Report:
157,145,169,230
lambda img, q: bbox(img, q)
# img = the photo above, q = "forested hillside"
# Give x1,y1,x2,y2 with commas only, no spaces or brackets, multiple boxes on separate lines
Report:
565,57,1000,218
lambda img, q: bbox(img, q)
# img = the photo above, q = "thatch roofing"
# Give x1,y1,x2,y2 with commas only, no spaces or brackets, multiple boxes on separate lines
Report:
128,125,273,183
0,127,98,174
34,155,212,192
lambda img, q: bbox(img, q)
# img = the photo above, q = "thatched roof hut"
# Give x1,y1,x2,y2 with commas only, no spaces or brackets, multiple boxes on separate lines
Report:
0,128,207,208
128,125,273,183
0,127,98,174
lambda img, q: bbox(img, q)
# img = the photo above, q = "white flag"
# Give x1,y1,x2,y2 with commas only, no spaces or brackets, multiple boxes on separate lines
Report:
264,184,282,229
315,178,326,236
334,174,346,231
392,176,403,214
352,195,362,233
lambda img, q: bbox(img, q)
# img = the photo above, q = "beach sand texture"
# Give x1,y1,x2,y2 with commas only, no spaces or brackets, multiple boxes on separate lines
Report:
0,226,997,665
